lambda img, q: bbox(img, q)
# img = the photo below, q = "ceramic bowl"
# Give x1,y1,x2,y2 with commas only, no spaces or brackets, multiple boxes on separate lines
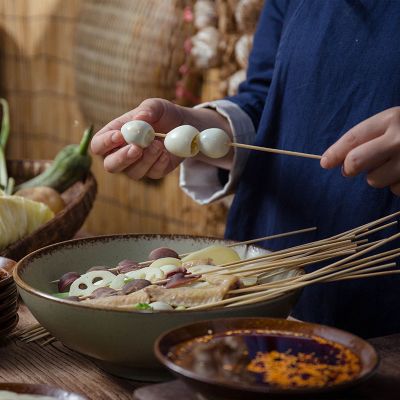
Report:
155,317,379,399
14,235,302,380
0,383,87,399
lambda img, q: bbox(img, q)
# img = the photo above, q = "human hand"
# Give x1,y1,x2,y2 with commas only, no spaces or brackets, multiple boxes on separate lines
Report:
91,98,185,180
320,107,400,195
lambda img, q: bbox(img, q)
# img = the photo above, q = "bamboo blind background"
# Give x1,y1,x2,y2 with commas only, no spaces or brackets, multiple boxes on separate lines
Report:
0,0,227,237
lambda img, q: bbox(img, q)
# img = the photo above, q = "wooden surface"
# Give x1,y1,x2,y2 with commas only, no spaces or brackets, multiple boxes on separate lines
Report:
0,304,141,399
0,0,228,238
1,304,400,400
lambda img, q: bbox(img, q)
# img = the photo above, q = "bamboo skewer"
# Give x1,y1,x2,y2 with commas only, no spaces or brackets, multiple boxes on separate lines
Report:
232,249,400,294
246,249,400,294
177,226,318,258
229,142,322,160
334,211,400,240
154,132,322,160
329,269,400,282
225,263,399,309
227,256,400,309
195,239,355,275
225,227,317,247
355,221,398,239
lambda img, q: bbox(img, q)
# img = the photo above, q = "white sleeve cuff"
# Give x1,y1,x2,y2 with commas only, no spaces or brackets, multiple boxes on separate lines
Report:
179,99,256,205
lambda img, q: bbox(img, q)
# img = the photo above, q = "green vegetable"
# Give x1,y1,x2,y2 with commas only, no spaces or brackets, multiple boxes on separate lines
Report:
0,98,10,191
15,125,94,193
135,303,152,311
52,292,70,299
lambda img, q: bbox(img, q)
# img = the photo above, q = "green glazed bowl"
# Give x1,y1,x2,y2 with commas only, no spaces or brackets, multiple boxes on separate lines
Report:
14,234,302,381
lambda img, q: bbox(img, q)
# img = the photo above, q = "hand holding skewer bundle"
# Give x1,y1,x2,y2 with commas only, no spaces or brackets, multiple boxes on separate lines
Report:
121,120,322,160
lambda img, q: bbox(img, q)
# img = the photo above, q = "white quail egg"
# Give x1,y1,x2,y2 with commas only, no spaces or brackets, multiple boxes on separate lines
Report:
164,125,200,157
198,128,231,158
120,120,155,148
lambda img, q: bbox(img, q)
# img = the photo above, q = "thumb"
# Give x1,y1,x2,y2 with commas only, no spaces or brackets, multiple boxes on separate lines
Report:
94,98,166,138
132,98,165,125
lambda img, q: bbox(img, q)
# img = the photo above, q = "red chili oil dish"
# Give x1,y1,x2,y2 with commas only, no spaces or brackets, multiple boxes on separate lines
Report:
168,329,361,389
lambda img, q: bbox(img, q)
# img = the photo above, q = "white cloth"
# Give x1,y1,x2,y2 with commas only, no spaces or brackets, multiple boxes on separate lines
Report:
179,99,256,204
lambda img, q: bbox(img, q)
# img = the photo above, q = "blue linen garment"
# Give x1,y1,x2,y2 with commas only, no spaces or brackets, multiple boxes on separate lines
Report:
225,0,400,338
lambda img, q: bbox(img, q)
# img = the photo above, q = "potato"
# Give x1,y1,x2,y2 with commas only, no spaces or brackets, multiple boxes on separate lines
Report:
182,245,240,266
149,257,182,269
15,186,65,214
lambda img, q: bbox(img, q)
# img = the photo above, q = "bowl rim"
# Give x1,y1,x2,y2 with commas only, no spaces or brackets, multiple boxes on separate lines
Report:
154,316,380,395
13,233,302,315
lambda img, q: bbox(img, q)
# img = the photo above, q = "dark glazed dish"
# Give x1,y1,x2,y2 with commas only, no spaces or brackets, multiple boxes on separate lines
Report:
155,317,378,399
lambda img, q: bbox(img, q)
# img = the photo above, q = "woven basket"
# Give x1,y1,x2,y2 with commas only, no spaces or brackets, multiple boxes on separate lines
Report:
74,0,187,128
0,160,97,261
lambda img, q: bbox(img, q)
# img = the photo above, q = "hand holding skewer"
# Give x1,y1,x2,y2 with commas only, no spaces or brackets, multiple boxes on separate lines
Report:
121,120,322,160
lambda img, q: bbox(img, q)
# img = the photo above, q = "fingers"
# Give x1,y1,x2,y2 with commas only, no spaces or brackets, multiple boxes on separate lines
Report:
367,157,400,189
146,151,171,179
91,99,166,156
104,144,143,173
123,140,165,180
321,108,395,169
91,130,125,156
342,135,393,176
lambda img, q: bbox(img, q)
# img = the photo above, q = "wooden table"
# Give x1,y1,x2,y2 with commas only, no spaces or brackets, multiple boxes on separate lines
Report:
0,305,141,399
1,305,400,400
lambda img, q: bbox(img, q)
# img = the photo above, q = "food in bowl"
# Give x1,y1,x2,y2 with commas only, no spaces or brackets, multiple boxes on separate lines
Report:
52,245,253,311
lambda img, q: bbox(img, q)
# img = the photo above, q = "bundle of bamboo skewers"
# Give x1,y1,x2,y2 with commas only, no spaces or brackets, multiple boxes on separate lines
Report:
16,211,400,344
189,211,400,310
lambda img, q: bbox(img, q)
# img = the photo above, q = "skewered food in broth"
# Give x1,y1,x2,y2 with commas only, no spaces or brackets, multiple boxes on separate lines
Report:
53,244,242,311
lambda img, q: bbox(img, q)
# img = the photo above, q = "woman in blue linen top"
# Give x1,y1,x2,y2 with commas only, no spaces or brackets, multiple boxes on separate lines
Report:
91,0,400,339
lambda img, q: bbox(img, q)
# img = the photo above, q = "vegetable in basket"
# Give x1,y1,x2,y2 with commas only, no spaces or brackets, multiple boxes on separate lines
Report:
0,98,13,194
0,190,54,251
15,125,94,193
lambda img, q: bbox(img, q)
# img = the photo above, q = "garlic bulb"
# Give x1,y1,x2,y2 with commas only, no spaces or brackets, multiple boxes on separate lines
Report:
235,34,253,69
121,120,155,148
198,128,231,158
164,125,200,158
194,0,217,29
235,0,264,34
191,26,220,69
